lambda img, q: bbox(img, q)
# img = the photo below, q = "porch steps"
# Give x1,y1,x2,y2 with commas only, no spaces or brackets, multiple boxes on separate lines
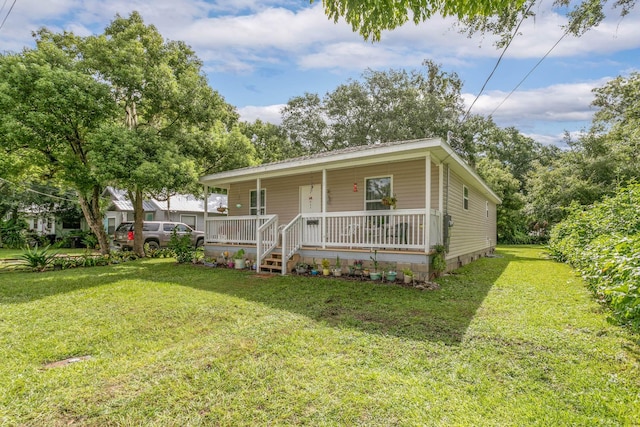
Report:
260,253,284,273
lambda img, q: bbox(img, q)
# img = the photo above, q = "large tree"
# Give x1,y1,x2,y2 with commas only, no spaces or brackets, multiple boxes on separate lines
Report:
1,12,253,256
281,60,465,154
315,0,635,43
0,36,118,253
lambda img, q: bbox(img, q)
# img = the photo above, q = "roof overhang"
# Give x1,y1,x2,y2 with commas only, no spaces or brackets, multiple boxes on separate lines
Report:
199,138,501,204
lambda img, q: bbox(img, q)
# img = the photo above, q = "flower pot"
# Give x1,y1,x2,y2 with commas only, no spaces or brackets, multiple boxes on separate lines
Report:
296,267,308,274
234,259,246,269
311,269,319,276
385,272,397,281
404,275,413,284
333,269,342,277
369,271,381,280
322,268,330,276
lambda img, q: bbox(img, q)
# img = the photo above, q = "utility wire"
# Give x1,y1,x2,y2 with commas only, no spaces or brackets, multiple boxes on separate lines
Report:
489,29,570,117
462,1,535,122
0,177,78,203
0,0,17,32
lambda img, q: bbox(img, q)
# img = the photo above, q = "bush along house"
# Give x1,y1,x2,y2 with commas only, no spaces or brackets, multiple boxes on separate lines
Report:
199,138,501,278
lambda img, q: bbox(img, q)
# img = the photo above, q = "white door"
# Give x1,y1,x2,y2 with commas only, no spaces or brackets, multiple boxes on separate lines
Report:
299,184,322,245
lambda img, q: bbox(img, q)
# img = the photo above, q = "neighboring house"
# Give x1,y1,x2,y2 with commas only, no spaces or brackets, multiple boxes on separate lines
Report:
103,188,227,235
21,205,88,239
199,138,501,276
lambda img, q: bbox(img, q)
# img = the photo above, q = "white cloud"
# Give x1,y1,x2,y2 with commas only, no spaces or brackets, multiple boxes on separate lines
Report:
463,79,609,125
238,104,285,124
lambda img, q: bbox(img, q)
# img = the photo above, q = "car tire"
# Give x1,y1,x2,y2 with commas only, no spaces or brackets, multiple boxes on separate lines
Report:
195,238,204,248
146,240,160,250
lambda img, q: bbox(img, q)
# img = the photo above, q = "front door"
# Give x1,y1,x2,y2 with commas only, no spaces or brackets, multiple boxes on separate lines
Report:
299,184,322,245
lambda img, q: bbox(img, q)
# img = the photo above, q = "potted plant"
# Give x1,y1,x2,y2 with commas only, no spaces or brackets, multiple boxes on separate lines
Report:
310,259,319,276
333,256,342,277
234,249,246,269
295,262,309,274
216,205,227,213
384,264,397,282
321,258,331,276
381,194,397,209
402,268,414,284
369,250,381,280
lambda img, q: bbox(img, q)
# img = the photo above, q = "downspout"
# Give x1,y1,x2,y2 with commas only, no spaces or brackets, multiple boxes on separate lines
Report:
425,153,431,252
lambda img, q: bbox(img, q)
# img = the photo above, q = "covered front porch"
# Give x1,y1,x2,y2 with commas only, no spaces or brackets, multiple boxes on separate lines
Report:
204,208,442,274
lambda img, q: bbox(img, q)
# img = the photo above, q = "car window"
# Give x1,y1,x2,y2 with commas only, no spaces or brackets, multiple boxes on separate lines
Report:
175,224,190,232
163,223,175,232
116,223,132,232
143,223,160,231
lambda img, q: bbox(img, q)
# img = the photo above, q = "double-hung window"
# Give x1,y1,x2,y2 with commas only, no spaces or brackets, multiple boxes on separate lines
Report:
250,189,266,215
365,176,392,211
463,185,469,210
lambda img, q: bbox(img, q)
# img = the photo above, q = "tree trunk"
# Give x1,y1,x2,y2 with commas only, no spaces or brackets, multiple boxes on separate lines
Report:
132,187,145,257
77,185,110,255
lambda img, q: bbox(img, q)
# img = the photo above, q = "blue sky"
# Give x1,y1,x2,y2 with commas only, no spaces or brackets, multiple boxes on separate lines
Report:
1,0,638,146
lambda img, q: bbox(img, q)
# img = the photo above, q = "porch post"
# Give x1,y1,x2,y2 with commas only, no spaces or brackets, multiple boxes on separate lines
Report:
204,185,209,237
425,154,432,252
322,168,327,249
256,178,262,273
438,162,444,245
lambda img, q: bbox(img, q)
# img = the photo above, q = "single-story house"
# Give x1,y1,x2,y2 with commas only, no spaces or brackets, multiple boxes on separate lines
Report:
104,187,227,235
199,138,501,277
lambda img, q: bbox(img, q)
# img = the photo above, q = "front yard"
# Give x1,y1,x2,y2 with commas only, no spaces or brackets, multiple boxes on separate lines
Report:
0,246,638,425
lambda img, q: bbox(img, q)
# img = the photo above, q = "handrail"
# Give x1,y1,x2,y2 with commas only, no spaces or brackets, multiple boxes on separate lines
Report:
256,215,278,273
281,214,304,275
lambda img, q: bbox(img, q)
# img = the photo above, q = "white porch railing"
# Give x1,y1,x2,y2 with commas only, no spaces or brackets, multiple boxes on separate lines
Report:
205,215,276,245
205,209,443,265
315,209,440,251
256,215,279,272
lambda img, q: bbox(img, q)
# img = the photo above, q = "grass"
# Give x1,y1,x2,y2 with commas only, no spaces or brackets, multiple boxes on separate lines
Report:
0,246,638,425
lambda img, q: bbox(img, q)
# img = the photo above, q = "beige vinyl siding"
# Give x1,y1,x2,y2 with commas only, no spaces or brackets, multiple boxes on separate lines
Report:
447,170,494,260
227,158,441,220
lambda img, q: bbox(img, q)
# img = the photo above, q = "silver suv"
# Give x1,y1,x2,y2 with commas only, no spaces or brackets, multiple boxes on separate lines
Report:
114,221,204,250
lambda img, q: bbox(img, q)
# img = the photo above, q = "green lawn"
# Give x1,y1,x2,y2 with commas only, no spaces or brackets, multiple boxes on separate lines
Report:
0,246,638,425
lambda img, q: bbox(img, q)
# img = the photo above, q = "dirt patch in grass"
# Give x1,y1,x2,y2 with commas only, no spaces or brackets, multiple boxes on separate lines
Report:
43,355,92,369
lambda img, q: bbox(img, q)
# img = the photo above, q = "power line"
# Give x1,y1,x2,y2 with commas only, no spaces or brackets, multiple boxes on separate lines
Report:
462,2,535,122
0,177,78,203
489,30,570,117
0,0,17,32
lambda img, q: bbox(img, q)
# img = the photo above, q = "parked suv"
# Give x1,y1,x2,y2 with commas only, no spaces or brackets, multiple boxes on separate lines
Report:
114,221,204,250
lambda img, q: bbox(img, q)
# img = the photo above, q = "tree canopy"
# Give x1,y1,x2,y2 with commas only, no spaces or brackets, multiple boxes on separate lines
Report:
0,12,254,256
315,0,636,43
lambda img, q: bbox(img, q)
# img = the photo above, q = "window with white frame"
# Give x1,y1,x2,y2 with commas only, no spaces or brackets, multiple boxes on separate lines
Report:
181,214,197,229
463,185,469,210
365,176,392,211
250,189,266,215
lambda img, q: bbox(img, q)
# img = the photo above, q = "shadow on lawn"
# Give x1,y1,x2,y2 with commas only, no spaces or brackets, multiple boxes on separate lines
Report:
185,253,512,345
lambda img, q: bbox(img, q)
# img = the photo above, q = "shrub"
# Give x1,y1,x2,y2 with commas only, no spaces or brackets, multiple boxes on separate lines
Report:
169,229,194,264
0,218,27,248
19,245,58,271
549,184,640,329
